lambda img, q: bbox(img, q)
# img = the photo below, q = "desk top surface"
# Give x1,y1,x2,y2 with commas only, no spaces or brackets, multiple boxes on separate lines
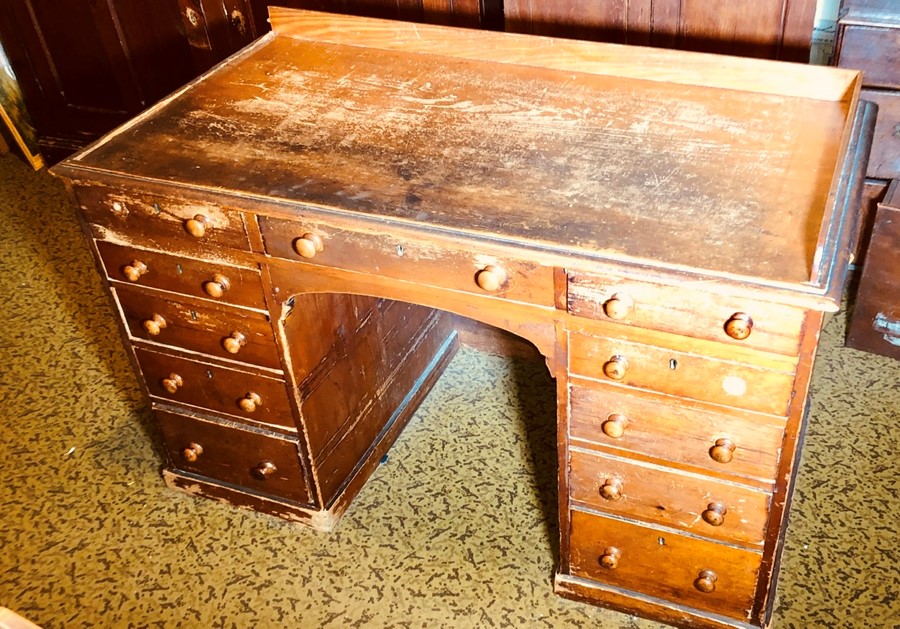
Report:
61,9,865,299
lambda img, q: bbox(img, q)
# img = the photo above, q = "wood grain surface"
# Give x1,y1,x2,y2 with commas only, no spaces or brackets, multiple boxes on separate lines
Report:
69,25,858,287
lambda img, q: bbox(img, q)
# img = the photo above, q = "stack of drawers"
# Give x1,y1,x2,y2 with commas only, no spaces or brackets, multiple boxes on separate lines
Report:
558,270,814,625
73,184,316,504
70,181,457,522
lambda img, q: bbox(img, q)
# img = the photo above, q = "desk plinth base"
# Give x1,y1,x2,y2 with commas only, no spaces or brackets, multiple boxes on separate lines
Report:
555,573,770,629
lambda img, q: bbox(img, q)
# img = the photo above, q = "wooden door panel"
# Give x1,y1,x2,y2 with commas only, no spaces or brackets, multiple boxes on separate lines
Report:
504,0,815,61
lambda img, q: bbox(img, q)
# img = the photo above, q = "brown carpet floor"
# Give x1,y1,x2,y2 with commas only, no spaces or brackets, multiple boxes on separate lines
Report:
0,152,897,628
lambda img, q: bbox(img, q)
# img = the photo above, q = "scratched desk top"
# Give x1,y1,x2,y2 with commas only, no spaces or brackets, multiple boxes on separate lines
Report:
63,9,867,298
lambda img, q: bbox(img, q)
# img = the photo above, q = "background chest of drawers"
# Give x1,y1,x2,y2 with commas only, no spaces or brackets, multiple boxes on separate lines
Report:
52,9,874,629
847,181,900,358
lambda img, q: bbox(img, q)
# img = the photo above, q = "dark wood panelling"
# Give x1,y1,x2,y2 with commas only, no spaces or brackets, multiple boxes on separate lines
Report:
0,0,200,160
504,0,816,61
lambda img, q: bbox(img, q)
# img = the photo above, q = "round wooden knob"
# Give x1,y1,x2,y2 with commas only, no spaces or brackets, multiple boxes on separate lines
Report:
599,478,623,501
184,214,208,238
161,373,183,394
185,6,200,26
142,313,167,336
202,273,231,298
252,461,277,480
238,391,262,413
222,331,247,354
181,442,203,462
603,355,629,380
724,312,753,340
122,260,148,282
293,233,324,259
475,265,507,292
229,9,247,34
710,438,736,464
601,414,628,439
694,570,718,593
599,547,621,570
702,502,728,527
603,294,634,320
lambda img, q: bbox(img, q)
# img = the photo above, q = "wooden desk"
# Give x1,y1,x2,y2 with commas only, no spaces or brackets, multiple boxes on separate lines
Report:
52,9,875,629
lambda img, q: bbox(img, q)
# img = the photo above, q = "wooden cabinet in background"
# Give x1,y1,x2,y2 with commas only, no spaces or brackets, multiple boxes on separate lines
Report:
833,0,900,358
1,1,817,163
0,0,257,163
847,181,900,359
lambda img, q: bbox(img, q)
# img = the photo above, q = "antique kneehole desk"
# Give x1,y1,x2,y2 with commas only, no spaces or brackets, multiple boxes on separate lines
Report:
53,9,875,629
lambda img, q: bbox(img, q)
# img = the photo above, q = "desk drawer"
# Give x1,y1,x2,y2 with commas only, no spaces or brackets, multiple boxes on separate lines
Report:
75,184,251,252
569,380,783,482
569,509,761,621
569,449,770,546
567,271,804,356
259,216,554,306
156,408,309,503
837,24,900,90
568,332,796,416
137,347,294,429
98,241,265,309
116,285,281,370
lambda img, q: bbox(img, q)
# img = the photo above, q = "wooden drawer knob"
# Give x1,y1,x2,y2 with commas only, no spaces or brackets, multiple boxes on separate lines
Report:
599,478,623,501
694,569,718,593
238,391,262,413
724,312,753,340
202,273,231,298
293,233,324,259
161,373,183,394
709,438,736,464
181,442,203,462
475,265,507,292
601,414,628,439
603,294,633,320
184,214,208,238
702,502,728,527
222,331,247,354
599,547,621,570
252,461,277,480
603,355,628,380
122,260,148,282
142,314,167,336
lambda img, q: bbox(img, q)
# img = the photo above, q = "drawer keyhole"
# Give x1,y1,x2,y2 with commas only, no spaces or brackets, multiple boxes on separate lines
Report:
669,359,678,370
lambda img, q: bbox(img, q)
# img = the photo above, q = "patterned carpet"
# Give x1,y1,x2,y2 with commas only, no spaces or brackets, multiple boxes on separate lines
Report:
0,152,897,628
